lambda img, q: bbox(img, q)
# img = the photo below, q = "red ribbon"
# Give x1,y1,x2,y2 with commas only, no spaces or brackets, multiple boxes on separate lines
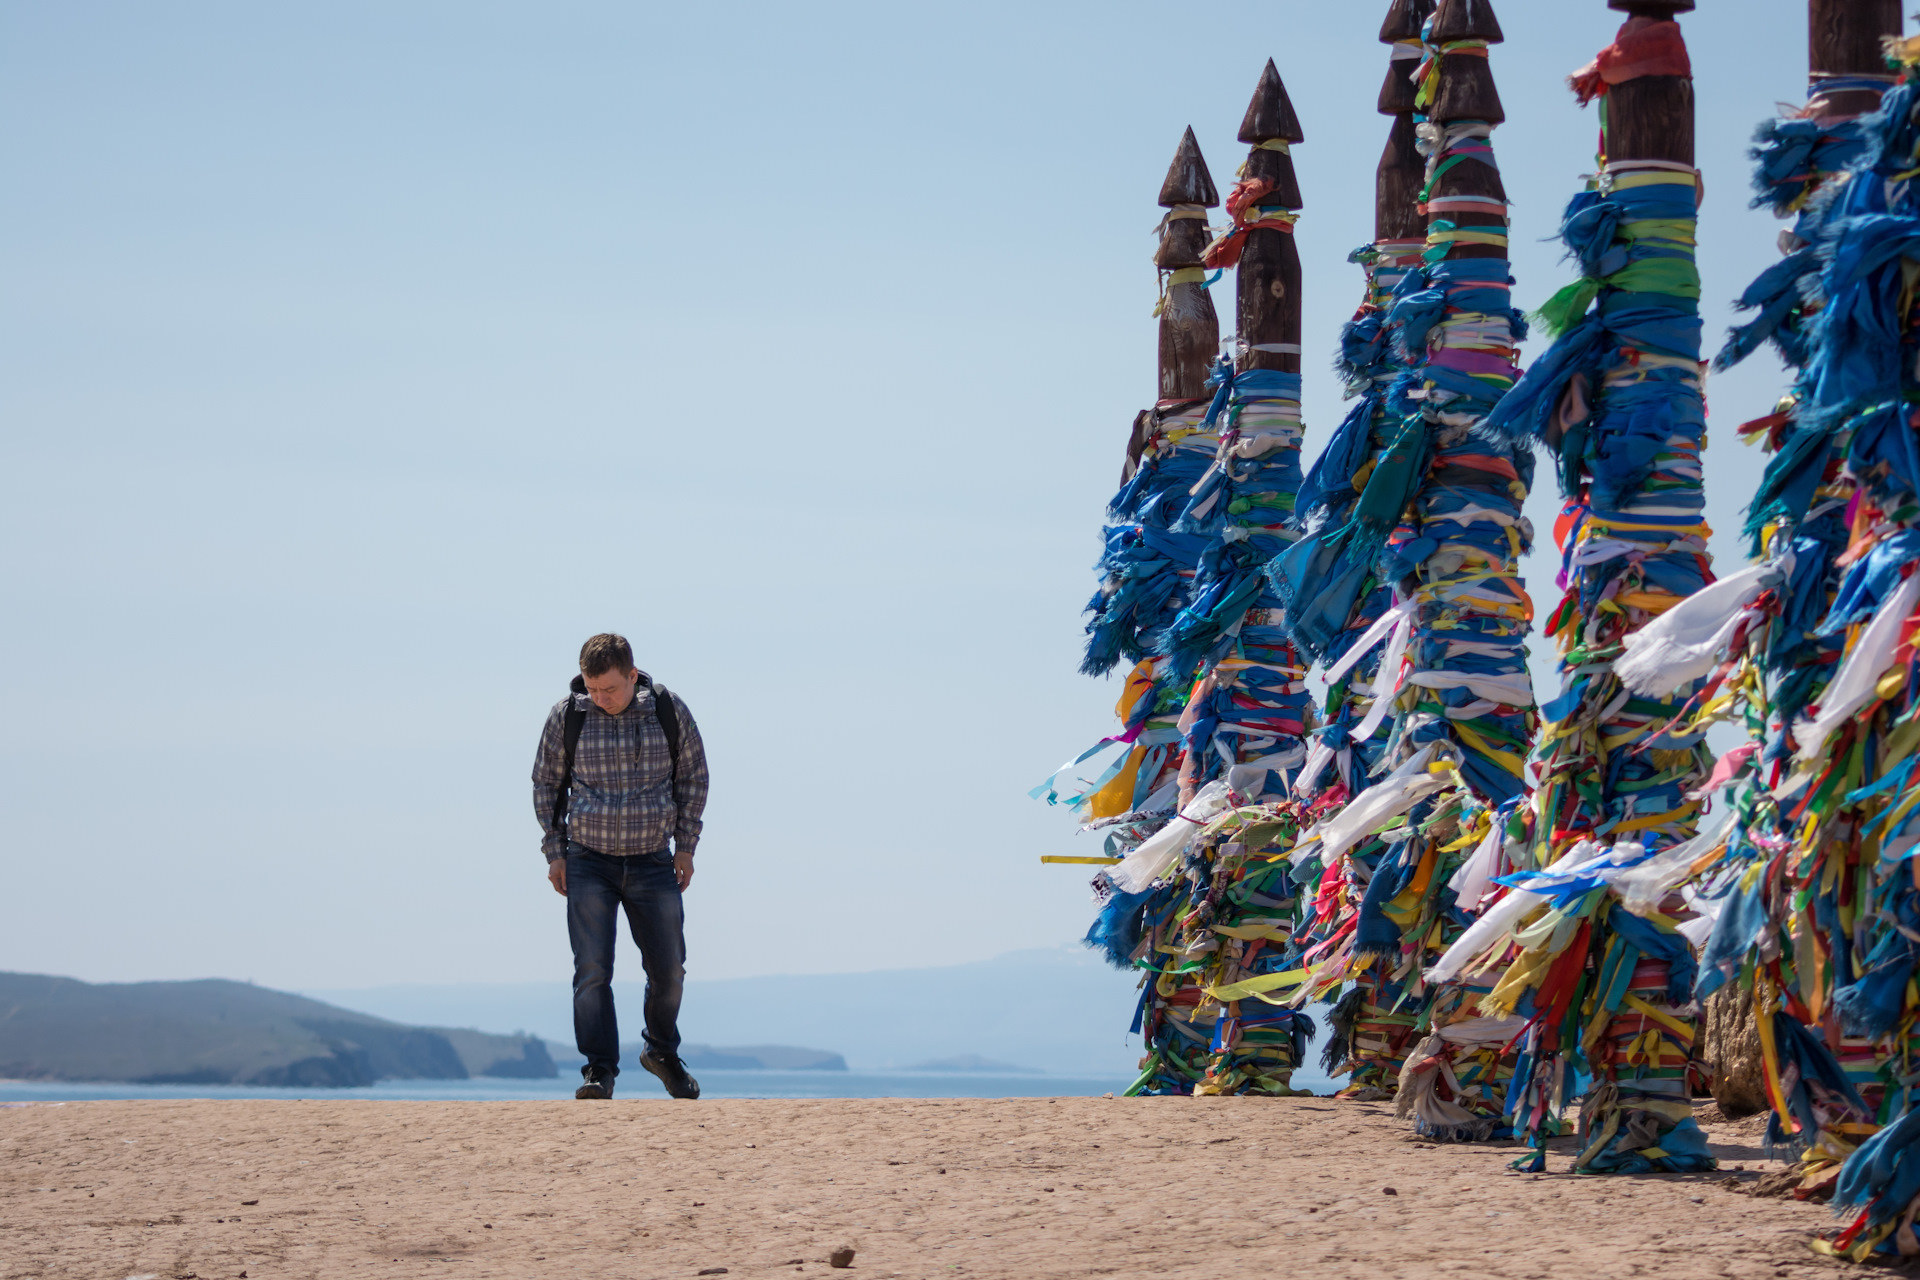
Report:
1203,177,1294,269
1568,17,1692,107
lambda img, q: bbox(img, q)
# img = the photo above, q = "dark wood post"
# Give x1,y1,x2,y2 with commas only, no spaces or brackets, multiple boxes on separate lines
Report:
1810,0,1903,116
1377,0,1434,240
1605,0,1694,163
1429,0,1505,128
1154,128,1221,405
1426,0,1508,213
1235,60,1305,375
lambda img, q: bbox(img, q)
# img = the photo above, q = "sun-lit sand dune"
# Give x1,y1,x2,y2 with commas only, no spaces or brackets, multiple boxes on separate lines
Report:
0,1096,1847,1279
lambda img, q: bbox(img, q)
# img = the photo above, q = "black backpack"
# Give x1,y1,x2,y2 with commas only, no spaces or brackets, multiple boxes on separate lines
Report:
550,672,682,837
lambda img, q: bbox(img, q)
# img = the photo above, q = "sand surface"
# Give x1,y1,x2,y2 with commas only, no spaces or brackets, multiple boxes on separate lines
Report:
0,1095,1855,1280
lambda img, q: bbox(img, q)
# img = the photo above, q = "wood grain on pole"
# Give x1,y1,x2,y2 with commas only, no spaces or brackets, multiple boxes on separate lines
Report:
1378,0,1434,243
1604,0,1696,166
1428,0,1504,124
1378,116,1428,242
1426,0,1508,225
1237,60,1305,375
1155,127,1221,404
1811,0,1902,117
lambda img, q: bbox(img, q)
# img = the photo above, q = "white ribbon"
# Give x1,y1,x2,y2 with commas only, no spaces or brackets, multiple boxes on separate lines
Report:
1795,570,1920,762
1351,606,1416,745
1406,670,1535,707
1612,806,1736,918
1290,738,1335,800
1444,823,1505,913
1310,744,1444,866
1323,597,1416,687
1426,839,1599,985
1106,780,1232,894
1616,557,1789,698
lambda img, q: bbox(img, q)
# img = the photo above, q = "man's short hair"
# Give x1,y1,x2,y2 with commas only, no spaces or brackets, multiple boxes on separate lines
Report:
579,633,635,678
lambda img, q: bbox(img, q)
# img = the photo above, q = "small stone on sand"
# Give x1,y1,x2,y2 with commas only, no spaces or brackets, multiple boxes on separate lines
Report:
829,1246,855,1268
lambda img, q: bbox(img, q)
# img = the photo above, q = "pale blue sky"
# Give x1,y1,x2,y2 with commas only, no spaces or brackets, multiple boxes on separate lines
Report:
0,0,1854,988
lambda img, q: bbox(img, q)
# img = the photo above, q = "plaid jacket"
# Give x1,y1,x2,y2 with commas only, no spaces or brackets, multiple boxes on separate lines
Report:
531,683,709,862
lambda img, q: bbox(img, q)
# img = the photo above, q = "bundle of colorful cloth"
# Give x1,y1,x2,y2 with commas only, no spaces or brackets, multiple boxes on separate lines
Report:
1267,0,1535,1124
1455,9,1716,1175
1118,66,1321,1096
1679,34,1920,1259
1041,21,1920,1258
1665,37,1906,1214
1047,82,1323,1097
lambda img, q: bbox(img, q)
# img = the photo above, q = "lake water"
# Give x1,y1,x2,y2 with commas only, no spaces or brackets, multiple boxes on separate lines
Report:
0,1070,1142,1103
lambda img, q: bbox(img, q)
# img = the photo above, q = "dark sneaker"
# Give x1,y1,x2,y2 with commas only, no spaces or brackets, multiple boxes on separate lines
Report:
639,1049,700,1099
574,1066,614,1100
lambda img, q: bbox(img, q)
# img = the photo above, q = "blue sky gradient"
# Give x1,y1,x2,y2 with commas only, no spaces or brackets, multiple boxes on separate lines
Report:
0,0,1865,987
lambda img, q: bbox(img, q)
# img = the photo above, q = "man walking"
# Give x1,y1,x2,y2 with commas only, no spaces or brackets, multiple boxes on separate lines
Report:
533,633,709,1100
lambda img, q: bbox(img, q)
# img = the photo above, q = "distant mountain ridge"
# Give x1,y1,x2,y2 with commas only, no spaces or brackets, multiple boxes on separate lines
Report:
0,972,554,1087
306,946,1339,1091
543,1042,848,1073
904,1054,1038,1074
680,1044,845,1071
307,945,1160,1076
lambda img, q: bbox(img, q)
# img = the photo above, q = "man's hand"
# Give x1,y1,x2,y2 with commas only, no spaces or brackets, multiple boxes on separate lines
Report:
547,859,567,896
674,848,694,891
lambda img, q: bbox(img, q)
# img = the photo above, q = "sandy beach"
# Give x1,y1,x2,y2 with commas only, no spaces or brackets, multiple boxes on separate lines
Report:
0,1094,1857,1280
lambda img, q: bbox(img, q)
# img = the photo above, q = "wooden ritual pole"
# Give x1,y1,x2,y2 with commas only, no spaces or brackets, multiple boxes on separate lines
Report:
1305,0,1448,1104
1377,0,1434,244
1233,60,1305,377
1326,0,1537,1114
1811,0,1903,115
1155,127,1221,406
1603,0,1695,166
1165,62,1320,1097
1697,0,1906,1127
1086,131,1231,1097
1491,0,1717,1174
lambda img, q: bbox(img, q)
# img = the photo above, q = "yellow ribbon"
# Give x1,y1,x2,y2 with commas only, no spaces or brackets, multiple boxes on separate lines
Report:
1204,968,1307,1002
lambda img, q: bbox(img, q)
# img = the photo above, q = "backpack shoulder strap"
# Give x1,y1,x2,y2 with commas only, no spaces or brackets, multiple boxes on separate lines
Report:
552,677,589,834
648,681,682,793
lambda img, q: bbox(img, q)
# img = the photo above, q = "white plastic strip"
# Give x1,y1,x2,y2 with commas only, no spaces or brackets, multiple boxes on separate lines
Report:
1795,571,1920,762
1616,556,1788,697
1105,781,1232,894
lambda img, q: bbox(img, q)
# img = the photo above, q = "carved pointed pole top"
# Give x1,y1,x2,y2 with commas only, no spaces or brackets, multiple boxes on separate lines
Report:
1379,0,1433,41
1428,0,1507,125
1430,0,1504,43
1158,126,1220,209
1380,0,1435,112
1154,128,1220,402
1238,59,1305,145
1377,0,1431,239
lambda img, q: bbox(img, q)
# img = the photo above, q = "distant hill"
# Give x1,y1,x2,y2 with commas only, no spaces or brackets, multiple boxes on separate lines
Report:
305,946,1337,1090
545,1042,847,1072
681,1044,845,1071
0,972,554,1087
307,945,1184,1076
903,1054,1039,1074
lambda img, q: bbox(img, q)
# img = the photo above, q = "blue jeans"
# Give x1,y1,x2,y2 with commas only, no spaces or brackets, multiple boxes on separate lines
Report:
564,842,684,1076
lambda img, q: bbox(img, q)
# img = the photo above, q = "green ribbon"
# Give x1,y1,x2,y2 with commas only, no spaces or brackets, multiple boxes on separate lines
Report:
1531,256,1703,336
1346,416,1429,556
